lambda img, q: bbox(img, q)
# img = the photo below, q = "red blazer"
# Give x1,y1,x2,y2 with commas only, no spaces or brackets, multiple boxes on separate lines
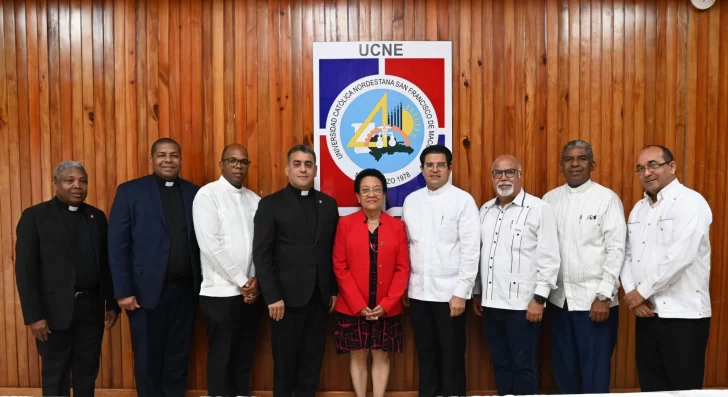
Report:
333,210,410,317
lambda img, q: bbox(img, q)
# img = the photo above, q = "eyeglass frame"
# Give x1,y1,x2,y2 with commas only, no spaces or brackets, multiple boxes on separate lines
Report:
222,157,252,168
491,168,520,179
359,187,384,196
422,162,450,171
634,161,670,175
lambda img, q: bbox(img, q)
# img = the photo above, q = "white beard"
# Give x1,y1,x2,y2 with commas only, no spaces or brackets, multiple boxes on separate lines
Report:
497,185,514,196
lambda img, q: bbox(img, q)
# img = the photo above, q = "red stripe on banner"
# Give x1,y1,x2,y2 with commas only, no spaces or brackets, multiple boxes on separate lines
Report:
384,58,446,128
319,136,358,206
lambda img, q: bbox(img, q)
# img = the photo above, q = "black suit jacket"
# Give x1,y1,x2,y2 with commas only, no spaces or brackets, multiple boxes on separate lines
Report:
15,199,120,331
253,186,339,308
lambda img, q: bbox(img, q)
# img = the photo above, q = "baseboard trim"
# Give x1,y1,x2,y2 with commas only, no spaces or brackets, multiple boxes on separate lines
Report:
0,387,699,396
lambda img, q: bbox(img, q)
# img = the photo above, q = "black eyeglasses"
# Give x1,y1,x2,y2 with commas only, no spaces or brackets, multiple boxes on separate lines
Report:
223,157,251,167
492,168,519,179
635,161,669,175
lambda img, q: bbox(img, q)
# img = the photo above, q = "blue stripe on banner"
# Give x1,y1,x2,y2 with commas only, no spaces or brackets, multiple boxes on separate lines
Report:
318,59,380,129
385,135,447,208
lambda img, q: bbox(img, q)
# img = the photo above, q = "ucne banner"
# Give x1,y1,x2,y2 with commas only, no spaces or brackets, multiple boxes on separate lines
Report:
313,41,453,216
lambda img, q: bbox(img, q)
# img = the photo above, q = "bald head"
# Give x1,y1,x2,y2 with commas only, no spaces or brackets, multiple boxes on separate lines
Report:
221,143,248,160
492,155,522,171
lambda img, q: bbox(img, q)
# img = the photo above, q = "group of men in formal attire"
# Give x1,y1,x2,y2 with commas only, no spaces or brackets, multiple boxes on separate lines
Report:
15,137,712,397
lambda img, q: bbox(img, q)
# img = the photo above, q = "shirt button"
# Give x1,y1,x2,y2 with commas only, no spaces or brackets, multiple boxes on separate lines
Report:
379,281,383,285
489,266,492,269
642,241,645,244
379,264,382,268
637,260,640,263
488,282,492,284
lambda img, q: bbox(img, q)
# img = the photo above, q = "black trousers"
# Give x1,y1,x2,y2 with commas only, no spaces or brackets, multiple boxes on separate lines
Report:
270,296,328,397
127,279,197,397
636,316,710,391
36,293,104,397
409,299,467,397
200,295,263,397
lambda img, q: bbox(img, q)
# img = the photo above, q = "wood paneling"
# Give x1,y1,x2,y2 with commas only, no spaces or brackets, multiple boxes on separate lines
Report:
1,0,728,393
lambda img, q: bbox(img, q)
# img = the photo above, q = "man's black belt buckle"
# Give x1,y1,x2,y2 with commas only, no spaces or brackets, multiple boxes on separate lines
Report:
74,289,97,298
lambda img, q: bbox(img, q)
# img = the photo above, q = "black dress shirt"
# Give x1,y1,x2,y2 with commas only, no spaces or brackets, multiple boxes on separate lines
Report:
55,197,98,290
154,174,192,281
287,183,320,296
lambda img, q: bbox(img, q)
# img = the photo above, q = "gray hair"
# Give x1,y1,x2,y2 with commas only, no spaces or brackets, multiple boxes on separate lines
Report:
286,144,317,163
54,161,87,181
562,140,594,161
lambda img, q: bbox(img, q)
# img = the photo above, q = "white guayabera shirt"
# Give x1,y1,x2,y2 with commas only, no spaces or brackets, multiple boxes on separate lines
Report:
192,176,260,297
621,179,712,319
474,189,560,311
402,183,481,302
543,180,626,310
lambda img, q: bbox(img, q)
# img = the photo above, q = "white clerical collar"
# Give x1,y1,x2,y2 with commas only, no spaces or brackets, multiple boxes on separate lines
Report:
68,205,79,212
165,181,174,187
300,190,310,196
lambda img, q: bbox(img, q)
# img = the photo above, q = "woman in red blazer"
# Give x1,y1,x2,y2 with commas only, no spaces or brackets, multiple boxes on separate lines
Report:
332,168,410,397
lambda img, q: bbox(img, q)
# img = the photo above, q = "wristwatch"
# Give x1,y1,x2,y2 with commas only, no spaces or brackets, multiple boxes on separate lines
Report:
533,294,547,304
597,293,612,302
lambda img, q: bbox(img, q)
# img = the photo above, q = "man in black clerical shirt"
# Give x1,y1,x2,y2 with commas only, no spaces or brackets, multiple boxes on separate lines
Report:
15,161,120,397
254,144,340,397
108,138,201,397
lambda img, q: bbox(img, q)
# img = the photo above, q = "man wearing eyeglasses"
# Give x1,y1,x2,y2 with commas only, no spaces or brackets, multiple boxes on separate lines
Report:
621,145,712,391
192,144,262,397
401,144,480,397
471,155,560,396
542,140,626,394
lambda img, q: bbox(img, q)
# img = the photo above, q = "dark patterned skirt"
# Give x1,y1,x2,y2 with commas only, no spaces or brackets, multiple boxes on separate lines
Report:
333,312,404,354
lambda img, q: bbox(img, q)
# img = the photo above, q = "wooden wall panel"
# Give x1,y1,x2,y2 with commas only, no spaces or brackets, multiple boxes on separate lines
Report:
1,0,728,394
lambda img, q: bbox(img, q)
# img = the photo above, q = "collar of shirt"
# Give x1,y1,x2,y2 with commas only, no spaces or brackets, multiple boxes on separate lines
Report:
54,196,83,213
493,188,527,209
218,175,245,194
566,179,593,194
153,173,179,187
426,182,453,197
287,183,313,197
644,178,681,205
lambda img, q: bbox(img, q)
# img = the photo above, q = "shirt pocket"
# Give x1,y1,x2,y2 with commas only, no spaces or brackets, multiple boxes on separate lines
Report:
503,272,536,300
579,217,601,244
437,219,459,244
657,218,674,246
627,221,640,248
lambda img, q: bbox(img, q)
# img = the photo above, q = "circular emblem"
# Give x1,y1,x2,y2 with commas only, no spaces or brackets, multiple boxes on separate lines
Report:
325,75,439,188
